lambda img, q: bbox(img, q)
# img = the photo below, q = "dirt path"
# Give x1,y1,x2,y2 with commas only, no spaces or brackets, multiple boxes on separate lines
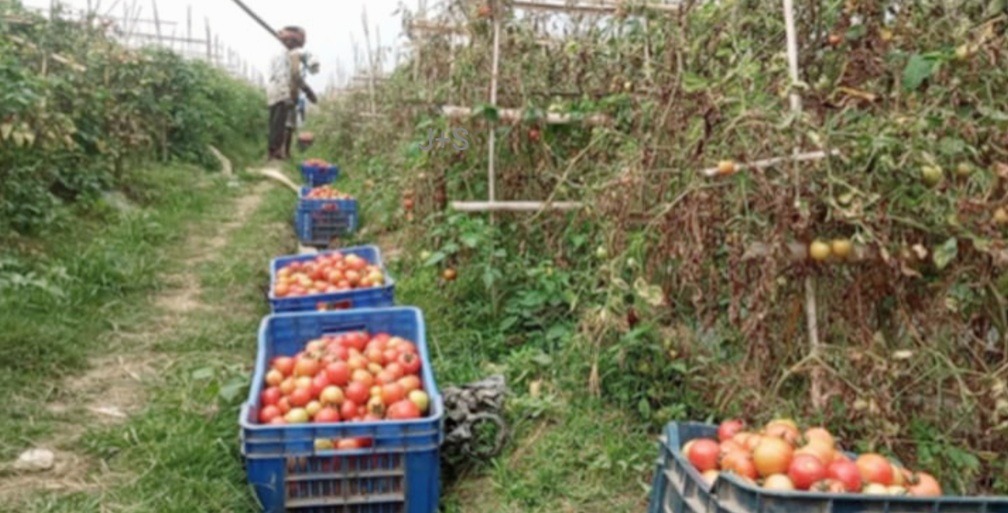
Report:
0,169,270,504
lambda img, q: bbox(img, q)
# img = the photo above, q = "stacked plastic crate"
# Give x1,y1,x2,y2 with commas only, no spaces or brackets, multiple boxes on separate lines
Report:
240,161,443,513
295,161,359,248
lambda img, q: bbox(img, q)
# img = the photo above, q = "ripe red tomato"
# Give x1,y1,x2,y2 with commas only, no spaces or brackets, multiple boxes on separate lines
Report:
329,345,349,362
294,357,320,377
810,479,846,493
763,474,795,491
277,397,292,414
721,451,758,480
906,472,942,497
398,375,421,393
340,400,358,420
289,388,312,408
719,440,745,456
260,387,282,407
269,416,286,425
336,438,361,450
363,413,382,422
265,369,284,387
379,349,396,365
827,459,862,492
717,419,746,442
346,332,368,351
310,373,330,397
351,369,375,388
347,354,368,372
272,356,295,376
788,454,828,490
313,407,340,423
753,438,794,477
259,405,281,423
324,361,350,386
372,333,391,345
395,341,418,355
856,454,894,485
386,399,421,420
686,439,721,472
366,397,386,417
345,382,370,404
381,383,406,406
365,347,384,364
397,352,422,375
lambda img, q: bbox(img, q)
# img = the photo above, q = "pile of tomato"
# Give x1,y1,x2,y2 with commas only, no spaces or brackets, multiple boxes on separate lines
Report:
304,185,353,200
303,158,333,168
682,418,942,497
257,330,431,437
273,252,384,298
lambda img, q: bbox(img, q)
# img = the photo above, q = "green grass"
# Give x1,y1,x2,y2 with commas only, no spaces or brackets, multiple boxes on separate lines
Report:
0,164,233,461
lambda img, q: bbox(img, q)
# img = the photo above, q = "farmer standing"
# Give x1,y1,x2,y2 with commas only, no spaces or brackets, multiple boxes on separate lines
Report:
266,26,318,161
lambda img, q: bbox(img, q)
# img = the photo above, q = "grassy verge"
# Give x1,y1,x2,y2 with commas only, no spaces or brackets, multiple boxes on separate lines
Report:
0,165,233,461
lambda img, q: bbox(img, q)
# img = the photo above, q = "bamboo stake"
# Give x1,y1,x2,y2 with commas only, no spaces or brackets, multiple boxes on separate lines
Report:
700,150,840,177
781,0,824,412
361,7,377,116
488,6,501,206
451,201,583,212
150,0,162,44
441,105,611,126
510,0,684,15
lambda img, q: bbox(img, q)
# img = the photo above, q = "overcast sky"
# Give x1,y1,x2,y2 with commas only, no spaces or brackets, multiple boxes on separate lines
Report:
21,0,411,91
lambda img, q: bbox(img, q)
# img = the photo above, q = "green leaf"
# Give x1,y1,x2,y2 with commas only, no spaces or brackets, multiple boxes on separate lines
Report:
499,316,519,331
933,238,958,270
845,24,867,41
473,103,499,122
218,377,246,402
192,367,215,380
460,234,481,248
681,72,708,93
423,252,445,267
978,106,1008,123
546,324,569,341
902,54,937,91
532,352,553,366
938,137,965,156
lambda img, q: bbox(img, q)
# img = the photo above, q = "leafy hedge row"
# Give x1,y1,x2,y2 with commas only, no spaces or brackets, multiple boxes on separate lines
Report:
1,1,264,234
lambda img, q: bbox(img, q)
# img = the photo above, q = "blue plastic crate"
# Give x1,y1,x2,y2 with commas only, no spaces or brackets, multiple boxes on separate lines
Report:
296,187,359,247
268,246,395,313
300,162,340,187
714,463,1008,513
649,422,720,513
239,307,443,513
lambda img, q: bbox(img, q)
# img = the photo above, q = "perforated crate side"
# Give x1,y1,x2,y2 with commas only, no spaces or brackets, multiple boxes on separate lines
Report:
648,422,720,513
240,308,443,513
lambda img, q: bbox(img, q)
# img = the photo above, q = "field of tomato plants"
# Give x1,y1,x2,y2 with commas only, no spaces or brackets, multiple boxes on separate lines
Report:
1,1,263,237
305,0,1008,500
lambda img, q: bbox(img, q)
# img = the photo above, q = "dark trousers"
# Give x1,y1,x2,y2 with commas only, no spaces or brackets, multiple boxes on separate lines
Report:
268,100,293,159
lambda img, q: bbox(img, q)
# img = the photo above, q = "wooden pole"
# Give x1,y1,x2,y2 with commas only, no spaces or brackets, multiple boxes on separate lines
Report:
487,10,501,205
205,17,212,61
781,0,824,412
451,201,583,212
187,4,192,57
361,7,377,116
150,0,162,44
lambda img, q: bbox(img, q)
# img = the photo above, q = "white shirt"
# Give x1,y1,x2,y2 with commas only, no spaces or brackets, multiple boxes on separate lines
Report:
266,49,320,106
266,49,297,106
